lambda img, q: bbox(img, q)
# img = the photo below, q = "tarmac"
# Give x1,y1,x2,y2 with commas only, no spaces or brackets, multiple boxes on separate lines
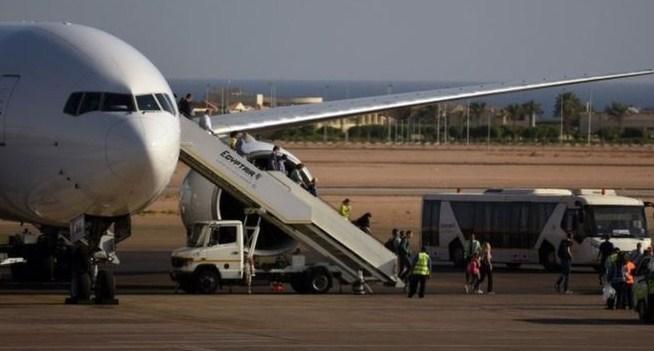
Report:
0,265,649,350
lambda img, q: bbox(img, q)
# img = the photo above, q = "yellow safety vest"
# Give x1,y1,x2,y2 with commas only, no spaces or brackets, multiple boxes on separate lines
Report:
412,252,431,276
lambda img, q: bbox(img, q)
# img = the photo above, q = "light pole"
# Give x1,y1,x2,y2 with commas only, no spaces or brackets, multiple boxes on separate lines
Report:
587,92,593,146
487,109,491,147
466,101,470,145
323,84,329,142
436,104,441,145
559,93,564,144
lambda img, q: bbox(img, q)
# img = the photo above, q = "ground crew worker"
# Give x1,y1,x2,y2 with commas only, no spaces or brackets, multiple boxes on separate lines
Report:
408,246,431,298
624,257,636,309
338,198,351,219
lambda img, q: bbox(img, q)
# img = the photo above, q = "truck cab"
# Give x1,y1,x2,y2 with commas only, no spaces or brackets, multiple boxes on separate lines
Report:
170,220,244,293
633,255,654,322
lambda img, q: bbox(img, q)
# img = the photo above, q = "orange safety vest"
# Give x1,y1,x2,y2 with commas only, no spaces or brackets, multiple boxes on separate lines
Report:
625,261,636,285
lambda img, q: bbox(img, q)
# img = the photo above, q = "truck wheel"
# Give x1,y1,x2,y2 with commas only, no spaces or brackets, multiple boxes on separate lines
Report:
539,243,559,272
307,268,332,294
179,279,196,294
290,276,307,294
195,269,219,294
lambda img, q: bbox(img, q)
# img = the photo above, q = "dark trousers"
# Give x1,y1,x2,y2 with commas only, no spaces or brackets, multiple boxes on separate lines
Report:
556,259,571,292
611,281,627,309
626,284,633,309
399,255,411,280
408,274,427,298
477,262,493,292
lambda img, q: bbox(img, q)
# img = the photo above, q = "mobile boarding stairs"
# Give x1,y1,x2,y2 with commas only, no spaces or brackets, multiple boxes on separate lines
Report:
178,117,403,291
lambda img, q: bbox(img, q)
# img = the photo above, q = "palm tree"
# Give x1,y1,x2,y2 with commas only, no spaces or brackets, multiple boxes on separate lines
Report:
554,92,584,132
521,100,543,128
504,104,523,141
604,102,629,132
469,102,487,128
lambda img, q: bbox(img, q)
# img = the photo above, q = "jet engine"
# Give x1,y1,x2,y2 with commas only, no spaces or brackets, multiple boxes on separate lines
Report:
179,136,313,256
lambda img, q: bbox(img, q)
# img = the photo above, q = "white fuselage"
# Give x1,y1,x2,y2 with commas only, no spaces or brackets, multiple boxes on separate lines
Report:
0,23,180,227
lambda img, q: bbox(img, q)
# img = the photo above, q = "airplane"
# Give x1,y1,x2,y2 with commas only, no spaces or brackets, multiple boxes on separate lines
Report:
0,22,652,303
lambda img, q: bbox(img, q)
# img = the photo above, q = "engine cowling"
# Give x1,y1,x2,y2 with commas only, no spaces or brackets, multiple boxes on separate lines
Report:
179,136,312,256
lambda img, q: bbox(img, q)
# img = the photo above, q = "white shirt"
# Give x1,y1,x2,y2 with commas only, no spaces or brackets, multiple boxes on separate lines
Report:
199,114,213,132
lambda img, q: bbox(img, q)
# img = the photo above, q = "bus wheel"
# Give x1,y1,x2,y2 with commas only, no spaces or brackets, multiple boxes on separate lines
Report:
539,243,559,272
449,240,464,268
506,263,521,270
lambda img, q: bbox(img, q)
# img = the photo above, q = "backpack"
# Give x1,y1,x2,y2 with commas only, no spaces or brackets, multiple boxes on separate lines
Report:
557,240,569,260
384,239,394,251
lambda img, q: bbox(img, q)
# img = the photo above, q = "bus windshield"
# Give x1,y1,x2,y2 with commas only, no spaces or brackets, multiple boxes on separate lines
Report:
587,206,647,238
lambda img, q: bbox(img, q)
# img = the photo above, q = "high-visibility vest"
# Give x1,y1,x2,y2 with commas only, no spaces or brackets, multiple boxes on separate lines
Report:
625,261,636,285
412,252,431,276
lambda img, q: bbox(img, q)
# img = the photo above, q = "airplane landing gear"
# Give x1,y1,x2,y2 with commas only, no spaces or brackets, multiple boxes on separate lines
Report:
65,215,125,305
65,244,93,304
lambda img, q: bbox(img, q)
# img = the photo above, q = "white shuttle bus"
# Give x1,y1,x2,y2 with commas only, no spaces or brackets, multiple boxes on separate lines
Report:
421,189,651,270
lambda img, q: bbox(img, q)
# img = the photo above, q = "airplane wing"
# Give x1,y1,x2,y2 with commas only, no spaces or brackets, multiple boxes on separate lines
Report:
210,69,654,135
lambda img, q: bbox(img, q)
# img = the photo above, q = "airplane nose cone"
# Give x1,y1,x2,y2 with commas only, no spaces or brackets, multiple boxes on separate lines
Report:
105,117,180,206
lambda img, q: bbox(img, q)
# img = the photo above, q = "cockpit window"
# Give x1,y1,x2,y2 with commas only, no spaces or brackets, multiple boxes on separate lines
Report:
102,93,135,112
155,93,174,115
136,94,161,111
63,92,83,115
78,92,102,114
164,94,177,115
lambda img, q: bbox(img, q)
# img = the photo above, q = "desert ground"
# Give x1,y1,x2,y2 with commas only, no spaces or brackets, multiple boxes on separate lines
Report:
2,144,654,251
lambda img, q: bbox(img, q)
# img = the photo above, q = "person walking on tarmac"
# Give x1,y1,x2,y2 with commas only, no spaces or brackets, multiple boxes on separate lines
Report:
408,246,432,298
463,232,481,292
398,231,413,281
555,232,574,294
597,235,614,286
477,242,494,294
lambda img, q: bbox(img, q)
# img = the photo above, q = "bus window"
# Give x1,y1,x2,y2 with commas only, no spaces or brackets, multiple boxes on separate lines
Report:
451,201,555,249
422,200,440,246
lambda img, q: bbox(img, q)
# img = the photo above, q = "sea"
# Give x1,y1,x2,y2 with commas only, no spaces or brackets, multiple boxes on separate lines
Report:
168,78,654,119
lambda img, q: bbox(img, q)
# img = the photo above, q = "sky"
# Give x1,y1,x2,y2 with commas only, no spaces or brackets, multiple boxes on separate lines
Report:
1,0,653,83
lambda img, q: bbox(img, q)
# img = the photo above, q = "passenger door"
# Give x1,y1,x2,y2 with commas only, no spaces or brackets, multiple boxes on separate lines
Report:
0,75,20,145
206,223,243,280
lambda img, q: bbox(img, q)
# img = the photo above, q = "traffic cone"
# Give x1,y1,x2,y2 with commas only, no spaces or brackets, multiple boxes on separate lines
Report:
352,270,366,295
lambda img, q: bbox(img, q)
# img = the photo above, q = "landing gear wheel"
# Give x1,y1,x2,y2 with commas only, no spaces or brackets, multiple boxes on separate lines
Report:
66,272,92,304
94,270,118,304
66,244,93,304
195,269,219,294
